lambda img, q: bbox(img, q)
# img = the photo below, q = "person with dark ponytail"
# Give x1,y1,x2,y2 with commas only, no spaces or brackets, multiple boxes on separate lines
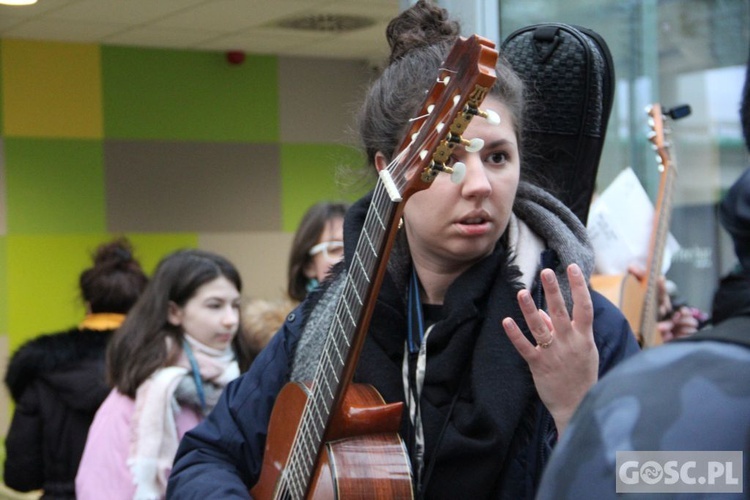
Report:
168,2,639,498
4,237,148,499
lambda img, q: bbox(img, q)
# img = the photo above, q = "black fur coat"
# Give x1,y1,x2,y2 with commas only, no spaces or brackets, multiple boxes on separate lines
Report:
4,327,113,499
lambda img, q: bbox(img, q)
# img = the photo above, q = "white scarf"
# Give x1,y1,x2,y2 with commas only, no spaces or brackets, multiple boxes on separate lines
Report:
507,212,546,290
127,335,239,499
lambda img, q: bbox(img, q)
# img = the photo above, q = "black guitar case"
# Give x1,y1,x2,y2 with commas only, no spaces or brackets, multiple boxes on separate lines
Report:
501,23,615,225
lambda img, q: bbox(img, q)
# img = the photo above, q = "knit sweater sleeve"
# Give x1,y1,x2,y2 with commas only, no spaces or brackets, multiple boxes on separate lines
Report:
589,290,641,375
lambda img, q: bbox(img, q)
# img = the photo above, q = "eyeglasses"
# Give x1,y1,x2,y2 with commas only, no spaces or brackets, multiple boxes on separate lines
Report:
309,240,344,262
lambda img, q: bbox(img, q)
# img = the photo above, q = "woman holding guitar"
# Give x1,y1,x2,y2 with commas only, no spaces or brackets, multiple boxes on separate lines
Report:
168,2,639,498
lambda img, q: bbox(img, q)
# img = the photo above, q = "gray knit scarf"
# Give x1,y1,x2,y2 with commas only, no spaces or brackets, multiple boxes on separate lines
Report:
291,181,594,381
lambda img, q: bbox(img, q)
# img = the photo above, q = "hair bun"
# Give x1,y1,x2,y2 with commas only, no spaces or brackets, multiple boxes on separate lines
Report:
385,0,460,66
93,237,135,270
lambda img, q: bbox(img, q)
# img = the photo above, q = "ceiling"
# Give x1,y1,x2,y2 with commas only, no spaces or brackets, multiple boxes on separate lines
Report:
0,0,400,64
1,0,746,75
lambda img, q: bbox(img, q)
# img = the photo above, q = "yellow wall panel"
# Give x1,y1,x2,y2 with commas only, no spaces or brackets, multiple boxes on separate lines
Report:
2,39,102,138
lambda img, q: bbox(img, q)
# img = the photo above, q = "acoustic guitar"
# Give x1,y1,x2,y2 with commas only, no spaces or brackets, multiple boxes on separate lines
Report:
250,35,499,499
591,103,689,348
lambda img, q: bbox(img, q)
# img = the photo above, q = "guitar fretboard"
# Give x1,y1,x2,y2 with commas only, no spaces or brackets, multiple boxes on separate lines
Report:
280,180,399,498
640,104,678,347
640,161,676,345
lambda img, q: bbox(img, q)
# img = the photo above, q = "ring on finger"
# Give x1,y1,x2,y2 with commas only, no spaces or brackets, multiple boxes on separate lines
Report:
538,333,554,349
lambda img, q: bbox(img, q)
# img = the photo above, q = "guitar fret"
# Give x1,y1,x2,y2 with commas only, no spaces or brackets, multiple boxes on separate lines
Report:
354,252,367,280
362,229,377,258
309,399,327,436
372,203,387,230
322,365,338,399
342,300,356,328
349,280,364,306
340,321,352,347
334,316,347,343
330,330,346,367
299,425,319,468
288,471,304,500
299,442,314,477
287,450,307,500
322,348,338,379
290,481,303,500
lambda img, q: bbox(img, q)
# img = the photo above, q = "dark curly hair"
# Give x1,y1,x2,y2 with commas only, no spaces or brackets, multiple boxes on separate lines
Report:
79,237,148,314
357,0,526,170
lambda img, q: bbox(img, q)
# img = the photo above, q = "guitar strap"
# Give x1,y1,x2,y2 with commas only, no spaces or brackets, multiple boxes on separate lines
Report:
403,267,461,498
403,267,429,490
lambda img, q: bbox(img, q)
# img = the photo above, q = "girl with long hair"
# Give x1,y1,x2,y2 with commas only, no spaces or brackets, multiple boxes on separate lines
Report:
76,249,244,499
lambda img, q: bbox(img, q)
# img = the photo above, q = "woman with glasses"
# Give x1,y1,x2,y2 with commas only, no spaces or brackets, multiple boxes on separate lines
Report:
287,201,350,302
240,201,350,366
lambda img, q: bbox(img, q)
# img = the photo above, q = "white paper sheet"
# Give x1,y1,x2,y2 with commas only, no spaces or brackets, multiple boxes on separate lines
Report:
587,167,679,275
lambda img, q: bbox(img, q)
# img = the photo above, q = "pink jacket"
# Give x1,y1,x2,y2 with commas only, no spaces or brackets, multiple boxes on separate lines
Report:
75,389,201,499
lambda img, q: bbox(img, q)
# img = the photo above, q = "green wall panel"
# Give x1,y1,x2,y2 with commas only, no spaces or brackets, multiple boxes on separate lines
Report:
5,138,105,233
280,143,367,232
124,232,199,276
0,237,6,333
0,40,3,136
102,46,279,142
8,234,112,350
6,233,197,351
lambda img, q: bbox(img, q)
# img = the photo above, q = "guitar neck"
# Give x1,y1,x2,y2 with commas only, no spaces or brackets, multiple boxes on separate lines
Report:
639,103,678,347
639,163,676,345
287,184,402,486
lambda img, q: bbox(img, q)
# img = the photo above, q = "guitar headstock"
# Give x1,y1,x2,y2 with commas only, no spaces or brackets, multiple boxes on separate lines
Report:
646,103,671,173
384,35,499,201
646,103,690,173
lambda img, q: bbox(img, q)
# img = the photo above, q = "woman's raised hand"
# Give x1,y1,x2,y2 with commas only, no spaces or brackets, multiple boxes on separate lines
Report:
502,263,598,436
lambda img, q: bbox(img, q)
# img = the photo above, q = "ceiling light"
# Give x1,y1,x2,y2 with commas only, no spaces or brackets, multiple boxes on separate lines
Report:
0,0,38,5
275,14,374,33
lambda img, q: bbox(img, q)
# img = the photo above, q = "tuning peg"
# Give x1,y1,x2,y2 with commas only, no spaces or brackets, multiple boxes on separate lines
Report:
480,108,501,125
465,138,484,152
448,162,466,184
465,106,501,125
447,133,484,152
428,161,466,184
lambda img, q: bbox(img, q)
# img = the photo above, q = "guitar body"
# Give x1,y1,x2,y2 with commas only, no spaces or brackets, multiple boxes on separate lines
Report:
251,382,414,499
590,272,653,344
